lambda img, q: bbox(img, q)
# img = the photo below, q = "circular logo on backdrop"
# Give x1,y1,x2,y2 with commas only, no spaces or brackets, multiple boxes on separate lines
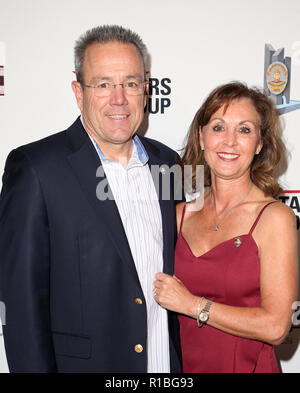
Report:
266,61,288,95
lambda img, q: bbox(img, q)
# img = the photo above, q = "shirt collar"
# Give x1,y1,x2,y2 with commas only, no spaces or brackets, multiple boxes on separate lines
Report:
80,115,149,166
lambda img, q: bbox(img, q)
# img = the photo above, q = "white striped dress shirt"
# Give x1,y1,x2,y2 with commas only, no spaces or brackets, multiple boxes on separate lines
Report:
84,125,170,373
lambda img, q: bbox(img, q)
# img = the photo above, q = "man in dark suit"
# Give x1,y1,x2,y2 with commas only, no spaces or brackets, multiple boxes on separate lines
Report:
0,25,182,372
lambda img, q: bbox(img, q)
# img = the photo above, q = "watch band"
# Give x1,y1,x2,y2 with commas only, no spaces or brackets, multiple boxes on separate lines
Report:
203,299,213,313
196,297,204,327
197,299,213,328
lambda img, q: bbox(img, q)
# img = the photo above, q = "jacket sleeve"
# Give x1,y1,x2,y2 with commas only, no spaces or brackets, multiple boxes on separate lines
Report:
0,149,57,372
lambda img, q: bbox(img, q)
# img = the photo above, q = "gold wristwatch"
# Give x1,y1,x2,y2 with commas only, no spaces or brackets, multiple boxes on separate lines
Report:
198,300,213,327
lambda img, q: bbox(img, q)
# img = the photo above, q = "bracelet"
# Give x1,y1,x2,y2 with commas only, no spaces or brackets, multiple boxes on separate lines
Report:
196,297,204,326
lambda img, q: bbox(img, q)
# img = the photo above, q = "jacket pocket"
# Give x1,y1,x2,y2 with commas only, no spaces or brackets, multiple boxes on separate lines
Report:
52,331,91,359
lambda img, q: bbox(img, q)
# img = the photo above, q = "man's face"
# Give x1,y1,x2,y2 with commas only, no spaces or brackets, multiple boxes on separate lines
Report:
72,41,146,150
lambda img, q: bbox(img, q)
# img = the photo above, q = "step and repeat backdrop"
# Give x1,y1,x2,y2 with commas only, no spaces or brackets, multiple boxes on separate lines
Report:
0,0,300,373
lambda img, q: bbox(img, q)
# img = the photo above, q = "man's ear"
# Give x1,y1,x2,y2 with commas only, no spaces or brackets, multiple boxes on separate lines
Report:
72,81,84,112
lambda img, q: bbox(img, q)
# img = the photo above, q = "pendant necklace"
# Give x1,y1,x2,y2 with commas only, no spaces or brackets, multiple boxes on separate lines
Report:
210,183,253,231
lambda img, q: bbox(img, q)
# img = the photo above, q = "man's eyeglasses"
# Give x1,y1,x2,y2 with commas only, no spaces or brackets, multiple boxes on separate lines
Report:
83,81,147,97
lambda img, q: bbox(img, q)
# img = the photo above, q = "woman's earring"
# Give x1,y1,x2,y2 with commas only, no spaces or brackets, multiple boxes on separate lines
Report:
256,143,262,155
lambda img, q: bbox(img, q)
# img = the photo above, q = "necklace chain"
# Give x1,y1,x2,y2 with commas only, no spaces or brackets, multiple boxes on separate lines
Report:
210,183,253,231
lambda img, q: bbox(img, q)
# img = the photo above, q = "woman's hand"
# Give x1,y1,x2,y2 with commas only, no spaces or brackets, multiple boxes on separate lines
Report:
153,272,199,317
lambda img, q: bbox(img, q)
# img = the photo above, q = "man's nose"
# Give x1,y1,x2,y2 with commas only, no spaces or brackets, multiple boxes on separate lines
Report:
109,84,128,105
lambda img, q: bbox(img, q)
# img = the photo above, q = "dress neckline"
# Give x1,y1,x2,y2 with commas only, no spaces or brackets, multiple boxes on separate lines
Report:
177,200,278,259
179,232,258,259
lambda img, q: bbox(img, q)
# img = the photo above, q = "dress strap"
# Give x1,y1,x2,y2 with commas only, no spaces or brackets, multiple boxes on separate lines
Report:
179,203,187,233
249,201,278,235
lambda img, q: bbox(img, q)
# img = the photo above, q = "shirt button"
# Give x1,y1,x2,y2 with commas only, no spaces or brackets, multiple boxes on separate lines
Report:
135,298,143,305
134,344,143,353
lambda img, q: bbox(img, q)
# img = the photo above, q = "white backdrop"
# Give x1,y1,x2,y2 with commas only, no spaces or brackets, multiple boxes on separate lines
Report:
0,0,300,373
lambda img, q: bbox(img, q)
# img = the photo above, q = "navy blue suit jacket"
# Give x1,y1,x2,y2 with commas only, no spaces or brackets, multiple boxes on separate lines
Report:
0,118,182,373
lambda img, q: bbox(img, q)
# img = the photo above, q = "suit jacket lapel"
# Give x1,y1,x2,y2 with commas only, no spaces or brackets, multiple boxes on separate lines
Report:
66,119,141,285
145,143,175,276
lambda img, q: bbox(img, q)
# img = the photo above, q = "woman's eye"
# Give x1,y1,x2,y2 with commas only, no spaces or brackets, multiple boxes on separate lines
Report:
239,126,251,134
212,124,223,132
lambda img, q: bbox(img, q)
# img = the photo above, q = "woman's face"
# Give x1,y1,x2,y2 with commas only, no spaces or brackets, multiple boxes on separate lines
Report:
200,98,263,182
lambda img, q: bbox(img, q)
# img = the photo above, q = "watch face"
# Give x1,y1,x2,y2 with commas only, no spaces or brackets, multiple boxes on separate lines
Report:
199,311,209,322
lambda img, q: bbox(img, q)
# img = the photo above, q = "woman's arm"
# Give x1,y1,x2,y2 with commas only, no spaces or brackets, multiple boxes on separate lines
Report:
155,202,298,345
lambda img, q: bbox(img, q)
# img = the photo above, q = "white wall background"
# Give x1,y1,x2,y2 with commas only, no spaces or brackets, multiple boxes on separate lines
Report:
0,0,300,373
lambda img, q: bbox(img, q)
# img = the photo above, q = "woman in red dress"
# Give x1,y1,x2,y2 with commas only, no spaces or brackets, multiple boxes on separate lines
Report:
154,82,298,373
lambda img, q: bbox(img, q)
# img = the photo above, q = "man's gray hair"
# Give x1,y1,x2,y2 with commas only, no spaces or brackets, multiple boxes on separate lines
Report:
74,25,148,84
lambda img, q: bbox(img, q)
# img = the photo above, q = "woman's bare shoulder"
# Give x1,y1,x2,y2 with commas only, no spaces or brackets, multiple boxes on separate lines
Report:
254,200,297,238
176,201,186,215
176,202,186,232
260,200,295,223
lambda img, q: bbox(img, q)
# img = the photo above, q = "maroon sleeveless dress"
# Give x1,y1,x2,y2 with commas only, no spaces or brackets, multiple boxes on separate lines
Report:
174,202,279,373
